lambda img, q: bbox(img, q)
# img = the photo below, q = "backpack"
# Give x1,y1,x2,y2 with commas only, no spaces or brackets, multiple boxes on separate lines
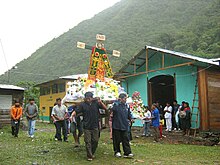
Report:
179,110,186,118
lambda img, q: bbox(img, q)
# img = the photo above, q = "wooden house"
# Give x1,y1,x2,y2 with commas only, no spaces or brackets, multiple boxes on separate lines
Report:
0,84,25,126
115,46,220,131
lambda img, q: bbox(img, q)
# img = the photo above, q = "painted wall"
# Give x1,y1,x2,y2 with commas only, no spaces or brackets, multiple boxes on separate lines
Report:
148,65,197,107
39,92,65,122
125,53,197,107
123,52,199,127
125,74,147,105
122,74,147,127
147,66,199,129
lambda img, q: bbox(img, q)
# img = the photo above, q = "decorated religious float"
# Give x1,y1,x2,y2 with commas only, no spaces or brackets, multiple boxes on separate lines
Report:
129,91,145,119
62,34,122,106
62,74,125,106
62,34,146,127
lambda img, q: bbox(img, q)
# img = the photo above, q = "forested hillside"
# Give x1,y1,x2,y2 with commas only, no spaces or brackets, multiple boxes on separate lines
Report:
1,0,219,84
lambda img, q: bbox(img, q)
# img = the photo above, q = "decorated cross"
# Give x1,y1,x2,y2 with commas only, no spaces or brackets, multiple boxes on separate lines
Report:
77,34,120,82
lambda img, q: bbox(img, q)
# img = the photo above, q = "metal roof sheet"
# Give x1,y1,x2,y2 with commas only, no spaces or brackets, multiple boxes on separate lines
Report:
59,74,88,80
210,58,220,62
117,46,219,75
146,46,219,66
0,84,25,91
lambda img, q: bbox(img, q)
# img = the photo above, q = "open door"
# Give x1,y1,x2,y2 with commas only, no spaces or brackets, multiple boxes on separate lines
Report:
148,75,175,107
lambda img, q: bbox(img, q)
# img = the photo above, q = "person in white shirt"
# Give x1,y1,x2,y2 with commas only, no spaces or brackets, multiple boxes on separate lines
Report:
52,98,68,142
164,102,172,132
142,106,151,136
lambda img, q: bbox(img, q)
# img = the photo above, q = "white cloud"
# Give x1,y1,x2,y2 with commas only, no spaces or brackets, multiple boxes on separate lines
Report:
0,0,120,75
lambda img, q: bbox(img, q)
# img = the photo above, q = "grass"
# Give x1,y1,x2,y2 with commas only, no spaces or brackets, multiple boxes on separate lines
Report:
0,122,219,165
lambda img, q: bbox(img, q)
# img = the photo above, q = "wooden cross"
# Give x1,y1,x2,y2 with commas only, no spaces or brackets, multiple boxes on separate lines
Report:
76,34,120,81
77,34,120,57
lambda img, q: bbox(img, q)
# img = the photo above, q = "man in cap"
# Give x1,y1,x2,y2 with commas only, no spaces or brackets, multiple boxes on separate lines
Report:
70,92,107,161
112,93,134,158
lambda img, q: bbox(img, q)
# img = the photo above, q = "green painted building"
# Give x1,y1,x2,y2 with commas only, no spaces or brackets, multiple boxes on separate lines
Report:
116,46,220,131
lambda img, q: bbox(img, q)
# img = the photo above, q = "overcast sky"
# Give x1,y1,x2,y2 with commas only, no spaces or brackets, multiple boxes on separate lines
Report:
0,0,120,75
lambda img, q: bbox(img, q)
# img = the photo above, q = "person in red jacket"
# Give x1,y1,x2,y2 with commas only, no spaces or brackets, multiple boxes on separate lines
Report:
10,100,23,137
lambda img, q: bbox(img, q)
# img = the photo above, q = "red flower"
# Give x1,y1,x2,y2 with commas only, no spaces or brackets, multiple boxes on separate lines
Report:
103,54,107,59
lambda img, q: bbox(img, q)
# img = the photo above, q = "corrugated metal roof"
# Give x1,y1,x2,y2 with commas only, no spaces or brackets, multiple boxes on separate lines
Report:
146,46,219,66
59,74,88,80
210,58,220,62
117,46,219,75
36,74,88,86
0,84,25,91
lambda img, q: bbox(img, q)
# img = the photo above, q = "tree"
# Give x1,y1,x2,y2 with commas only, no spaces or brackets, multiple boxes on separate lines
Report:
16,81,40,107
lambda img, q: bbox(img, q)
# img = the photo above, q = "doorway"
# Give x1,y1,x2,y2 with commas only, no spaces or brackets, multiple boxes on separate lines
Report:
148,75,175,108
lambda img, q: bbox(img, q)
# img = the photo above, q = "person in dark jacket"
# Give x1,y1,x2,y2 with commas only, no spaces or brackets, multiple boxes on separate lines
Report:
112,93,134,158
70,92,107,161
178,101,185,130
181,102,191,136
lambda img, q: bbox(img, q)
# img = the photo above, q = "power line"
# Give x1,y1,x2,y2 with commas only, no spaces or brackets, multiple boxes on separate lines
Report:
0,39,9,71
11,71,60,77
0,71,60,84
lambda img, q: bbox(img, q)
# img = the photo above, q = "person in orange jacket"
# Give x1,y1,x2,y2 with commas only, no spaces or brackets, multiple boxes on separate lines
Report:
10,100,23,137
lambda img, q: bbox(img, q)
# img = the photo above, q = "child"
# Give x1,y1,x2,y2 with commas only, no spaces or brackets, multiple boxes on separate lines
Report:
142,106,151,136
159,119,166,139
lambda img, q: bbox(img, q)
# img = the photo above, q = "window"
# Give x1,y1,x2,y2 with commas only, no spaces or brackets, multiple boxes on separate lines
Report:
52,84,58,94
41,107,46,113
40,87,50,96
58,83,65,93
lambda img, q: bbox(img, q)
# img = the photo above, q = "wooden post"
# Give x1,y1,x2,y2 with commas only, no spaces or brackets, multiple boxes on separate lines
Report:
148,81,153,106
198,68,209,131
174,73,176,99
126,80,129,95
134,60,136,73
162,53,165,68
146,49,149,73
146,48,149,105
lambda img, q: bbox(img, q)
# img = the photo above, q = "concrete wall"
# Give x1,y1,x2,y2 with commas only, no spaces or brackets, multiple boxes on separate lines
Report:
39,92,66,122
124,74,147,105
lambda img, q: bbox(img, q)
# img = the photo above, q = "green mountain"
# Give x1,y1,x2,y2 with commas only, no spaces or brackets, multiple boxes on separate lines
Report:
1,0,219,84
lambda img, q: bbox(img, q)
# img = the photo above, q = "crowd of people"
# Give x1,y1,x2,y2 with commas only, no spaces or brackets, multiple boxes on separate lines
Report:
139,100,192,142
10,93,191,161
158,100,192,136
10,98,38,138
44,92,134,161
